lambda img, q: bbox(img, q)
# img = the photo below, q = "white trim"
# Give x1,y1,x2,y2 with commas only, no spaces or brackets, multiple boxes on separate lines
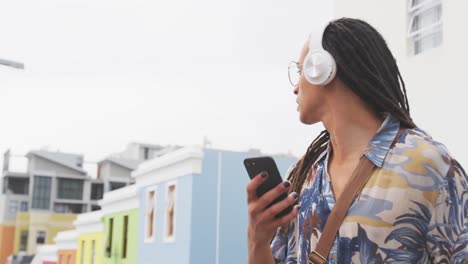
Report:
73,210,104,235
132,146,203,188
408,0,440,14
144,186,157,243
215,152,222,264
408,22,442,38
163,181,177,243
33,245,58,262
54,230,78,250
98,185,139,215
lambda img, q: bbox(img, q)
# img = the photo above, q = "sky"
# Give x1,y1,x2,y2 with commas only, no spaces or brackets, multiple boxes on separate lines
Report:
0,0,333,166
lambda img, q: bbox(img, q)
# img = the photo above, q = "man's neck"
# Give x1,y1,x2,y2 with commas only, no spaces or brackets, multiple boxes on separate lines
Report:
323,107,382,165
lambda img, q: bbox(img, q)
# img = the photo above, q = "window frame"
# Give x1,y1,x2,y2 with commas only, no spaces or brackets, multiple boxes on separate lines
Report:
407,0,443,55
19,201,28,212
36,230,46,245
122,215,129,258
144,186,157,243
9,200,18,213
31,176,52,210
57,178,84,200
19,230,28,251
105,218,113,258
163,181,177,243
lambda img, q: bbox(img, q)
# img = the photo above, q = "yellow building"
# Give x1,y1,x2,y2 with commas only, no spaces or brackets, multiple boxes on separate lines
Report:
74,210,104,264
13,211,77,255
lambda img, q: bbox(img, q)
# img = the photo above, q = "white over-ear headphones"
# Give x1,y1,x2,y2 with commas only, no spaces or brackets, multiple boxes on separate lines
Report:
303,23,337,86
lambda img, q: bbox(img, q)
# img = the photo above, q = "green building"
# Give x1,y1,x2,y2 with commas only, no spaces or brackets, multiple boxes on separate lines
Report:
99,184,139,264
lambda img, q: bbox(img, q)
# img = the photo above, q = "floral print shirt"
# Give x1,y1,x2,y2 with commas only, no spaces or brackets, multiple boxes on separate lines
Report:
271,114,468,263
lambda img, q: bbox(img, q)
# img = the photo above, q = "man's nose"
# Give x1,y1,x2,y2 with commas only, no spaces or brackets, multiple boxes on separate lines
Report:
293,85,299,95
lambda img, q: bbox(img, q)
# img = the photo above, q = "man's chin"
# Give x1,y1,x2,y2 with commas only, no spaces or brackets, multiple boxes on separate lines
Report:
299,114,320,125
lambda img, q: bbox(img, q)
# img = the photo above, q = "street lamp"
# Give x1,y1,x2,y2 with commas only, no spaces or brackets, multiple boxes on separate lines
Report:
0,58,24,69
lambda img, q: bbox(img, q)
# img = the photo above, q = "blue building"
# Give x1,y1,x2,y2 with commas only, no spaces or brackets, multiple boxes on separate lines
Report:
132,147,296,264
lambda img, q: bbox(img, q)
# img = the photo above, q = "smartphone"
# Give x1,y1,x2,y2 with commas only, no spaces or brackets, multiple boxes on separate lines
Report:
244,156,293,218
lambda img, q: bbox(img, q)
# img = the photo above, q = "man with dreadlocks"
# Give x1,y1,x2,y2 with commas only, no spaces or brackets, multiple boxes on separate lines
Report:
246,18,467,264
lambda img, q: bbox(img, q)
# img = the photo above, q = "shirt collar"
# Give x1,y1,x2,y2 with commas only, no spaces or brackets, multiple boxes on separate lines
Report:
363,113,400,167
317,113,401,168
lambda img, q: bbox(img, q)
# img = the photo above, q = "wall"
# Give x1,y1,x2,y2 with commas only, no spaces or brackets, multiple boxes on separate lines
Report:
31,156,84,177
57,249,76,264
103,209,138,264
108,163,131,181
137,176,192,264
0,224,15,264
190,149,296,264
0,193,29,222
13,212,76,255
13,212,29,254
76,232,103,264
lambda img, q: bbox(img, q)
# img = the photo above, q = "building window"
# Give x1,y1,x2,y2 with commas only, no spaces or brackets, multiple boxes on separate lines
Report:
32,176,52,209
106,218,113,257
67,255,72,264
7,177,29,195
36,230,46,244
54,203,84,214
110,181,126,191
91,183,104,200
145,187,156,242
122,215,129,258
81,240,85,264
9,200,18,213
144,147,150,160
407,0,443,55
91,240,96,264
19,230,28,251
91,205,101,211
57,178,83,200
164,182,177,242
20,201,28,212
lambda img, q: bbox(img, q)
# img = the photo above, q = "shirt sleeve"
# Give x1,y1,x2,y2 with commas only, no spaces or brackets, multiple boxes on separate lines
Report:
271,163,300,263
270,219,298,264
427,159,468,263
271,224,289,263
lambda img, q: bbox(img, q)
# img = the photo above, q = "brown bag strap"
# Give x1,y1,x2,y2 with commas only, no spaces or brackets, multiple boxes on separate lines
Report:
308,128,404,264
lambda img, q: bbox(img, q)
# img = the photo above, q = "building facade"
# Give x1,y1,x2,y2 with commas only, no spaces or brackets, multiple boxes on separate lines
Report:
13,212,77,256
0,143,171,262
30,245,58,264
74,211,104,264
133,147,296,264
1,150,93,263
99,185,139,264
54,230,78,264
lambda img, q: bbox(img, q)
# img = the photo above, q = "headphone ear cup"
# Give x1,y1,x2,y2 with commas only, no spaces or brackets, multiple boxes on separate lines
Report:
303,50,336,86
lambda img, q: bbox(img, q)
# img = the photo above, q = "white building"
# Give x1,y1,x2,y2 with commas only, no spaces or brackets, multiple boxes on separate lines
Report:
30,245,58,264
333,0,468,164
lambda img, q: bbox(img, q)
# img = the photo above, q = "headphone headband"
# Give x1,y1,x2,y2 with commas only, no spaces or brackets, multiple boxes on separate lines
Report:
308,22,328,51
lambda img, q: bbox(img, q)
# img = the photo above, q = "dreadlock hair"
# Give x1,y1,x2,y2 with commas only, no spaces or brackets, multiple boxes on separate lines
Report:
288,18,417,196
